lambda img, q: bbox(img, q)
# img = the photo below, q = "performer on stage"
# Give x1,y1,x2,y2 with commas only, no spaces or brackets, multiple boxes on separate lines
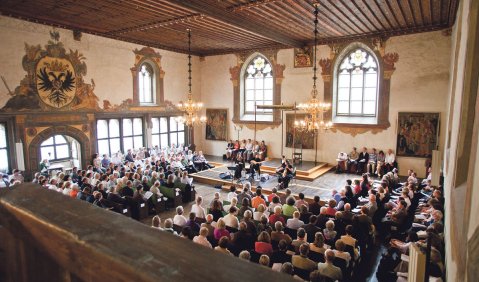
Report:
336,152,348,173
249,153,263,179
234,154,245,180
278,160,294,189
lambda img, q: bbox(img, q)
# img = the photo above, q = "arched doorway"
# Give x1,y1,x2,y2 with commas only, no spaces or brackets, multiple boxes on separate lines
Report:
28,126,91,178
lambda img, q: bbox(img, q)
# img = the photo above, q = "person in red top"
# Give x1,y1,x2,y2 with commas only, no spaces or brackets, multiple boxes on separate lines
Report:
251,188,266,209
269,205,286,225
255,231,273,255
268,187,279,203
325,199,337,216
353,179,361,195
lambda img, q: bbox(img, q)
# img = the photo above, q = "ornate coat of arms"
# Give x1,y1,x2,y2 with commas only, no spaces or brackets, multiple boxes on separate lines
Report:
1,31,100,111
36,57,76,108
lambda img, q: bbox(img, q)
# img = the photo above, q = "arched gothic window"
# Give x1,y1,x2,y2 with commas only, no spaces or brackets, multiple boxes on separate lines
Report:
336,48,378,117
243,55,274,116
138,63,154,104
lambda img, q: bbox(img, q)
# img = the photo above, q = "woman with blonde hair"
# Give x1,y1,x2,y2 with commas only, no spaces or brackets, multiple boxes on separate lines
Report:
191,196,206,219
151,215,162,230
213,218,230,240
253,203,268,221
310,232,330,254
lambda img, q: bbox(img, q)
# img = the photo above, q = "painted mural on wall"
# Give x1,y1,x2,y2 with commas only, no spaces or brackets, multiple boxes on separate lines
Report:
396,112,440,158
285,113,315,150
0,31,100,111
293,47,313,68
206,108,227,141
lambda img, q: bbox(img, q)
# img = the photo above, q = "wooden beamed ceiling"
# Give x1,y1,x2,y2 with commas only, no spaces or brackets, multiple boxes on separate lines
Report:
0,0,459,56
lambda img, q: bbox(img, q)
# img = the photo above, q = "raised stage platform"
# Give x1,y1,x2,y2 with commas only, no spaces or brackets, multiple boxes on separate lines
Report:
191,155,339,200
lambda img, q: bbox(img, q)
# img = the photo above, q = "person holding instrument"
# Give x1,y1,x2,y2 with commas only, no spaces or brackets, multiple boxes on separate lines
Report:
278,160,294,189
249,153,264,179
234,153,245,180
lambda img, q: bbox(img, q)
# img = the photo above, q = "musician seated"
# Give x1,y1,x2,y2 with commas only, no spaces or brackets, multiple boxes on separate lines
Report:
356,147,369,174
244,139,254,161
234,154,245,180
249,153,263,178
278,160,294,189
275,155,287,175
336,152,348,173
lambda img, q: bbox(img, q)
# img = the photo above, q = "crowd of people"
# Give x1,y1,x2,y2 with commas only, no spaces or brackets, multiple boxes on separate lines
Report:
3,142,444,281
336,147,397,177
150,164,444,281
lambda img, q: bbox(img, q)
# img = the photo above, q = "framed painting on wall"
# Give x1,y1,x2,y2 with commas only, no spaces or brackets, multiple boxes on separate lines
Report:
285,113,315,149
396,112,440,158
293,47,313,68
206,109,228,141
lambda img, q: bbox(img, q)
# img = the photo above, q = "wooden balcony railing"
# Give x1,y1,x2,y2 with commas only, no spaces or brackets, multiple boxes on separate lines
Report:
0,183,294,282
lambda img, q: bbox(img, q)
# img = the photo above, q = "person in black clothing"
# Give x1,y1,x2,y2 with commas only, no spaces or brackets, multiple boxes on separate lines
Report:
309,196,322,215
125,149,135,163
278,160,294,189
270,240,292,264
303,215,321,243
360,174,371,198
231,222,254,255
120,180,134,197
234,154,245,180
249,153,262,178
210,199,224,222
315,208,329,230
356,147,369,174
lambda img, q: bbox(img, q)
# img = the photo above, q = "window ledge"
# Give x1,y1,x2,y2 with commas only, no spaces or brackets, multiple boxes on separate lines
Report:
333,116,378,125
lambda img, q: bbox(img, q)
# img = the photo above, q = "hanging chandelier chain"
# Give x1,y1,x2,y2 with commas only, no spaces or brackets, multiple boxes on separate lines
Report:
312,3,319,91
187,29,192,95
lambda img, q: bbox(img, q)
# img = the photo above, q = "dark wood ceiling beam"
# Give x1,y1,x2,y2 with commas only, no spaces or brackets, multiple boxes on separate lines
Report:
235,5,310,39
275,1,324,37
368,0,394,29
258,3,313,39
156,0,304,47
405,0,418,26
107,13,205,35
383,0,403,27
362,0,389,30
318,0,364,34
412,0,425,26
227,0,285,12
338,1,376,32
394,0,411,27
288,0,345,36
349,1,384,30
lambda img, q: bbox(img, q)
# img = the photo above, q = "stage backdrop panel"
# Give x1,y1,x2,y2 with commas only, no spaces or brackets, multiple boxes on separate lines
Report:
206,108,228,141
285,113,315,149
396,112,440,158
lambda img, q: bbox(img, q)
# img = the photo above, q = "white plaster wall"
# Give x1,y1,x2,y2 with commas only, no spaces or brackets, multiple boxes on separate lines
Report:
198,31,451,177
0,16,201,108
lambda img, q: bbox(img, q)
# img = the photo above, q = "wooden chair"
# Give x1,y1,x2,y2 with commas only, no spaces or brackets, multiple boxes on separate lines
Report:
138,202,149,220
293,144,303,165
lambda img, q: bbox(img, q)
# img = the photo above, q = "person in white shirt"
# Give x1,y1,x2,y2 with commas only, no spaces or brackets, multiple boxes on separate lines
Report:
385,149,396,171
253,204,269,221
223,197,238,213
173,206,187,227
193,227,212,248
227,186,237,201
286,211,304,230
191,196,206,219
62,181,72,196
111,152,122,166
223,206,239,229
336,152,348,173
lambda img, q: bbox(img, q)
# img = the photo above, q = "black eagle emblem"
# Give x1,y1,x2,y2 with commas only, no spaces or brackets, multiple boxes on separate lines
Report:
37,67,75,107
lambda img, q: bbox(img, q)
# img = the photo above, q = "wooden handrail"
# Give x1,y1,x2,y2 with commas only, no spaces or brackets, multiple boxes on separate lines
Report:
0,184,294,282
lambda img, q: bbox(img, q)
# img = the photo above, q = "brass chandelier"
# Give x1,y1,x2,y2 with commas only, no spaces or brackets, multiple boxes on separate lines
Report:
295,2,332,132
177,29,206,126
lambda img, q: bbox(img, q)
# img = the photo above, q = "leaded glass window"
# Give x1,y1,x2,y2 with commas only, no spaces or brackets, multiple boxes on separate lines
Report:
337,49,378,116
152,117,185,149
139,63,154,104
244,56,273,114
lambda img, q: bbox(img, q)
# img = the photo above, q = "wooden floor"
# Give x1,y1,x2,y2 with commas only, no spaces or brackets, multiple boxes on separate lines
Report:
191,165,363,200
